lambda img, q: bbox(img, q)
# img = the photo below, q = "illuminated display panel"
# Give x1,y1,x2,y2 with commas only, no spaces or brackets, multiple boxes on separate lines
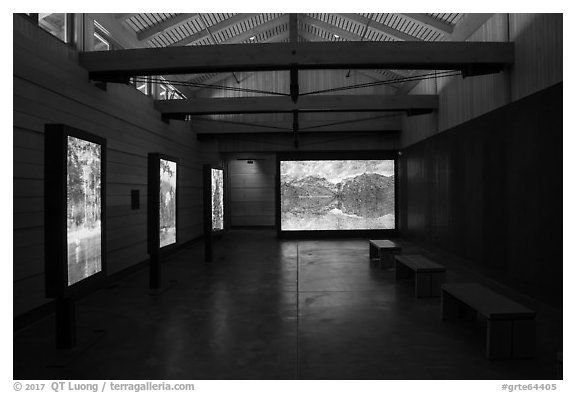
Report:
159,159,177,248
211,168,224,231
66,136,103,286
280,160,395,231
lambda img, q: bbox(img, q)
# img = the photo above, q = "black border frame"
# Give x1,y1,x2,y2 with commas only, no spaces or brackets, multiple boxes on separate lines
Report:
276,150,398,239
44,124,107,299
203,164,225,262
147,153,179,254
211,167,225,233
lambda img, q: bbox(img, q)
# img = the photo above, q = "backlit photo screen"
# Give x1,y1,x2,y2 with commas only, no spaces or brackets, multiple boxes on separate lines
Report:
280,160,395,231
159,159,177,247
66,136,102,285
211,168,224,231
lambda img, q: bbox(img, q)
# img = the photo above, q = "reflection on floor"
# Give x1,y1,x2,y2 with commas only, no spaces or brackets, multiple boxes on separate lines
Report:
13,230,562,380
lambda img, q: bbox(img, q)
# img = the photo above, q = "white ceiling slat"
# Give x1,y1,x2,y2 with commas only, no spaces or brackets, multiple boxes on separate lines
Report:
400,13,455,36
169,13,259,47
301,15,360,42
137,14,199,42
336,13,420,42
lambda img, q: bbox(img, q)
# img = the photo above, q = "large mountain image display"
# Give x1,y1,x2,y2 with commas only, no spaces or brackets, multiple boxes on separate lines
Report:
281,160,395,230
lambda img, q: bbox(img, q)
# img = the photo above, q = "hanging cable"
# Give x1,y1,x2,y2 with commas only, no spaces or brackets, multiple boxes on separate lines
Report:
300,70,461,96
299,112,400,131
133,69,461,98
131,76,290,97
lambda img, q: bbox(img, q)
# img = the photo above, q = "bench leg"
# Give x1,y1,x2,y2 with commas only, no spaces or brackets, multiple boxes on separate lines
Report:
512,319,536,358
379,251,396,269
487,319,513,359
395,261,412,281
369,244,377,259
441,290,460,321
415,272,431,298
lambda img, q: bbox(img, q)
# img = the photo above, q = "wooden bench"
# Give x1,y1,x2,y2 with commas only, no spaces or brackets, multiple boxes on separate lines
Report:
369,240,401,269
395,254,446,297
441,283,536,359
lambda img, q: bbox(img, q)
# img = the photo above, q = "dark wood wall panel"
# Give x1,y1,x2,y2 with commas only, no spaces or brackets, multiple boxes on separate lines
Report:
13,15,202,317
399,83,562,307
227,154,276,227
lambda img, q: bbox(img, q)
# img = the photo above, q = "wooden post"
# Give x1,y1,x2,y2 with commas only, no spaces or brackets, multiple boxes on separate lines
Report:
55,297,76,349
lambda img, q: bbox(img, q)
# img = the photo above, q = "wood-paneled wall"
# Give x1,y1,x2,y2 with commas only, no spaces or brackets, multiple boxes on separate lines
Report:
193,69,397,99
401,13,562,148
398,83,563,307
13,15,203,317
226,153,276,227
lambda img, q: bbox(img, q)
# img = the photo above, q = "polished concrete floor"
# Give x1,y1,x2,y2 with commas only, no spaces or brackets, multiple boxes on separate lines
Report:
14,230,562,380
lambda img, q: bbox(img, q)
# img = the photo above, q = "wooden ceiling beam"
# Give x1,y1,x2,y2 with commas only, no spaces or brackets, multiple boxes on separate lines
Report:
399,13,454,35
398,14,495,95
299,30,406,85
335,13,421,41
168,13,259,47
289,13,298,42
184,31,290,91
192,116,402,134
79,41,512,82
155,94,438,116
137,13,199,42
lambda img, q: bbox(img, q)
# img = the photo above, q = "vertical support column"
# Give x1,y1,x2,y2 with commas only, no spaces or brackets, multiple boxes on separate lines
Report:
203,164,213,262
292,110,299,149
55,297,76,349
290,65,299,104
148,154,161,289
82,14,95,52
149,251,161,289
289,13,298,43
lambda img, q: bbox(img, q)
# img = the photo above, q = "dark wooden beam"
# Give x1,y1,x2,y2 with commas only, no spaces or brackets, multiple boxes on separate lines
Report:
192,116,402,134
397,13,496,95
80,41,514,81
154,94,438,116
289,13,298,42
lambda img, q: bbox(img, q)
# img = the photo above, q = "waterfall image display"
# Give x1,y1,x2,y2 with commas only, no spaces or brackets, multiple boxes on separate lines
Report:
159,159,177,247
66,136,102,286
281,160,395,230
211,168,224,231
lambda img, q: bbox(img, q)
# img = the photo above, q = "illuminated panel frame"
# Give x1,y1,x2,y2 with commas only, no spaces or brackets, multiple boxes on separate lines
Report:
44,124,107,298
148,153,179,253
276,151,398,239
211,168,225,232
